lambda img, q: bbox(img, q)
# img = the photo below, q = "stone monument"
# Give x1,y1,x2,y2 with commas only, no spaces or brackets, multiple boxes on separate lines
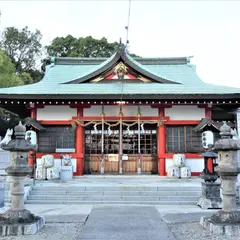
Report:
200,122,240,236
197,150,222,209
0,122,44,236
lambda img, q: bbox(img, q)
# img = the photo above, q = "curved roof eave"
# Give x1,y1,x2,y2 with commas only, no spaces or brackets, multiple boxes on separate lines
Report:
63,46,180,85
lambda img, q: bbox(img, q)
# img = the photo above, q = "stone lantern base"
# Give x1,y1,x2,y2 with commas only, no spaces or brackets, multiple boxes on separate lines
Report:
0,210,44,236
200,214,240,236
197,182,222,209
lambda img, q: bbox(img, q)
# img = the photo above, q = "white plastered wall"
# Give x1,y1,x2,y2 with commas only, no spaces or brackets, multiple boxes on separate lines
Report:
165,106,205,120
166,158,204,172
83,105,158,117
36,158,76,173
37,106,77,120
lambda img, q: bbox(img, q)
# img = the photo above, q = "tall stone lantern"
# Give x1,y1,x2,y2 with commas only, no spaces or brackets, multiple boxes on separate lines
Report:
201,122,240,236
0,122,44,236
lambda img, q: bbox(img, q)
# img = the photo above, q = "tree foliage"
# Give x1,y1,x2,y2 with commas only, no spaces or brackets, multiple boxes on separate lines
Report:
0,51,23,137
0,26,43,82
0,50,24,87
46,35,139,58
46,35,119,58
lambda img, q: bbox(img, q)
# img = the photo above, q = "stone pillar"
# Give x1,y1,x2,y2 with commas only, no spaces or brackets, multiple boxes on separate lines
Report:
200,122,240,236
0,122,44,236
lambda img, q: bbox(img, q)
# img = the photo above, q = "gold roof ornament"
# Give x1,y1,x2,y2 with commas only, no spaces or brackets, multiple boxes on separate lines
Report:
113,62,128,79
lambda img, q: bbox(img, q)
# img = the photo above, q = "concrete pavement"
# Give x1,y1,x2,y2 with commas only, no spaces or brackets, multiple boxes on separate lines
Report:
79,206,176,240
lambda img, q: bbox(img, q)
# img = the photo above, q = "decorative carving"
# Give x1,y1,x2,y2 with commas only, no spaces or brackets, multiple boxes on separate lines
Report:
113,62,128,79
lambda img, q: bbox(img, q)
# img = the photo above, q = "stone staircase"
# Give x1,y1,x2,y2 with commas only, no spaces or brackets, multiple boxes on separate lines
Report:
26,185,201,205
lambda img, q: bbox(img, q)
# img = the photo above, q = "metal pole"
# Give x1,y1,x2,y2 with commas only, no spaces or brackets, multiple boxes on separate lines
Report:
100,106,105,174
119,106,123,174
137,106,142,175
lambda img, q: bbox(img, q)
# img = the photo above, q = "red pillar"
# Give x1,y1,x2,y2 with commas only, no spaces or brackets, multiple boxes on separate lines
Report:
158,108,166,176
75,107,84,176
29,107,37,167
205,105,212,118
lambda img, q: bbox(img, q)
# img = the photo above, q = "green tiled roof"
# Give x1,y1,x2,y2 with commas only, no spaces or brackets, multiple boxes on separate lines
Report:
0,49,240,99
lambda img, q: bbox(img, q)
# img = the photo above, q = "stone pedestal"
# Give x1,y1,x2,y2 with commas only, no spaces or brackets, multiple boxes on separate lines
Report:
197,182,222,209
201,216,240,236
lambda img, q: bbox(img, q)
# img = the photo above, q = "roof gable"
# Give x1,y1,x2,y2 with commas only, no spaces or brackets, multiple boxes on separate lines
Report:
63,46,180,85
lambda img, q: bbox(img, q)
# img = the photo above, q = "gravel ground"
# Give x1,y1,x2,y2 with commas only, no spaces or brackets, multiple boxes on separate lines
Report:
168,222,236,240
1,223,84,240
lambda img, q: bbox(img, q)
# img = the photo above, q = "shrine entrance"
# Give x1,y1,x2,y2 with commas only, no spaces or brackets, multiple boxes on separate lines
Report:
83,123,158,174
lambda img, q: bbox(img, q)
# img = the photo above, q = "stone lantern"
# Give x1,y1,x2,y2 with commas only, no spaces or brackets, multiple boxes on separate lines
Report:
198,150,222,209
201,122,240,236
200,150,219,182
0,122,44,236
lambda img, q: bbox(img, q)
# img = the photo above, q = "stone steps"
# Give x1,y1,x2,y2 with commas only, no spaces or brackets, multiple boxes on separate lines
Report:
26,185,201,205
26,199,197,205
27,195,199,201
30,190,200,196
31,186,201,191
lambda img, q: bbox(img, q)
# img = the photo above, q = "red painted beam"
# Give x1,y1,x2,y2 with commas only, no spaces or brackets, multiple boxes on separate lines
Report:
38,120,72,125
165,120,200,125
81,116,167,121
160,153,202,158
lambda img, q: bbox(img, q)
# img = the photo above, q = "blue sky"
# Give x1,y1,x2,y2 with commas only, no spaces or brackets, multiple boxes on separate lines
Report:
1,1,240,87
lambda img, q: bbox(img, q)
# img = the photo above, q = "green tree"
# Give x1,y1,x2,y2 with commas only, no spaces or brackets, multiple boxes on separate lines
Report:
0,50,23,136
46,36,139,58
0,50,24,87
0,26,43,82
46,35,79,57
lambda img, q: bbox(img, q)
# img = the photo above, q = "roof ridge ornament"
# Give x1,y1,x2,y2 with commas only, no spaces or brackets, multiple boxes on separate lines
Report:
117,44,126,57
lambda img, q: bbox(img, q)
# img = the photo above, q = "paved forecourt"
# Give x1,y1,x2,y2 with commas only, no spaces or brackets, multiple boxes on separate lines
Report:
79,206,176,240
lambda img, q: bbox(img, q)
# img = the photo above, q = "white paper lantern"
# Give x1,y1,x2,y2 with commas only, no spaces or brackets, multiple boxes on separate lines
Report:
25,130,37,145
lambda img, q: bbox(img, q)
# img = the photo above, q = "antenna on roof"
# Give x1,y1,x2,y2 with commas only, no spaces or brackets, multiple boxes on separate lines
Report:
125,0,132,52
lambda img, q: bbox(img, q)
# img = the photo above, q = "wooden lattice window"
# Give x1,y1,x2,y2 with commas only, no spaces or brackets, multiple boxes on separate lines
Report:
166,126,202,153
122,130,157,155
38,126,75,153
84,124,157,155
85,130,119,154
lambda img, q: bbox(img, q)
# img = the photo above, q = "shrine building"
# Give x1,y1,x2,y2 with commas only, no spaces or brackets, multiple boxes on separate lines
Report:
0,46,240,176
